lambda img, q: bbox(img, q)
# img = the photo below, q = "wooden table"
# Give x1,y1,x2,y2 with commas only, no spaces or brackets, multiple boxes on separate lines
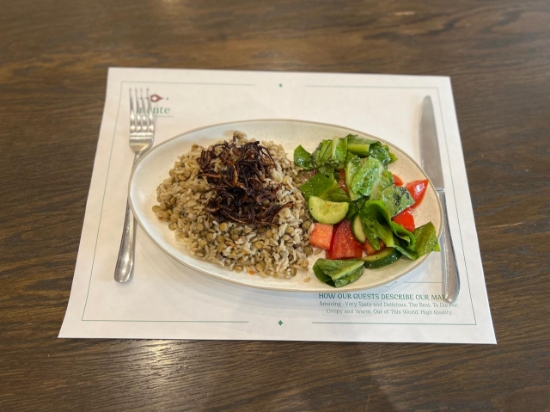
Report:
1,1,549,410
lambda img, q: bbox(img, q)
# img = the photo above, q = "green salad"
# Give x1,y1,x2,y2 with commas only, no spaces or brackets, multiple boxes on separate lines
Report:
294,134,439,288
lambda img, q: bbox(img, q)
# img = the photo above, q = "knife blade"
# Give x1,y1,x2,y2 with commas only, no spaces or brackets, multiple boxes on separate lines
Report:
419,96,460,303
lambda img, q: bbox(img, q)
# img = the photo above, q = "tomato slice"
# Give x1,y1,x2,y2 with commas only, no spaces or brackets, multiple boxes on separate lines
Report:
338,169,348,194
364,239,386,256
310,223,334,250
326,220,364,259
392,208,415,232
392,174,403,186
405,179,429,209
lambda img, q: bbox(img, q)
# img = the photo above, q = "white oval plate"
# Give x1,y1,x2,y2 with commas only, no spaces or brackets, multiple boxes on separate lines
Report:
129,120,442,292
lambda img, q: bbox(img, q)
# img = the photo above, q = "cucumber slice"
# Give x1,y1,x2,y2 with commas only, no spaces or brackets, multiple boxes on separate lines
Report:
363,248,401,269
351,215,366,243
308,196,349,224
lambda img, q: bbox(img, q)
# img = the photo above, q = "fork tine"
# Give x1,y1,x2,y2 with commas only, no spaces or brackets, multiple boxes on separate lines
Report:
136,89,144,132
129,89,136,132
143,89,151,132
145,88,154,133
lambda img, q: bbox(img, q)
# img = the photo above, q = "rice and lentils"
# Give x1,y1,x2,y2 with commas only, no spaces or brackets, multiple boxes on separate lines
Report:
152,131,315,279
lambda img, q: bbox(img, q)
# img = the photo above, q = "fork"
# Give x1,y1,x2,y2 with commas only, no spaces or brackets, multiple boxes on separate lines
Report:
114,88,155,283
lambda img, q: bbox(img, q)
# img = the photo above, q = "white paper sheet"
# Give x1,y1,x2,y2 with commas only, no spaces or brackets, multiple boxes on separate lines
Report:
59,68,495,343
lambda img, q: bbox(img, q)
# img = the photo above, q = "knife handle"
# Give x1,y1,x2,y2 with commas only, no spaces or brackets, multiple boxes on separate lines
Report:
437,191,460,303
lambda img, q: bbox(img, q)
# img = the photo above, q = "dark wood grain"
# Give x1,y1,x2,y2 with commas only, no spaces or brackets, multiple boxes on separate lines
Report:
1,0,549,411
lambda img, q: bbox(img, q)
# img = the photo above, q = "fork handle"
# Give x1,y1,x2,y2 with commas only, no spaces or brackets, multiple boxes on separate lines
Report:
114,154,143,283
114,199,136,283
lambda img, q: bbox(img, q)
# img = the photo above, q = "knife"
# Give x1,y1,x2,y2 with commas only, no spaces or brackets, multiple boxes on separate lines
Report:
419,96,460,303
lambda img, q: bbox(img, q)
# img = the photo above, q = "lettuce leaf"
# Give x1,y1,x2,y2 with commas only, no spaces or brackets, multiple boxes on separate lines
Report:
368,141,393,167
311,139,333,166
330,136,348,168
309,137,348,169
359,200,439,259
345,155,395,202
360,200,397,251
313,259,365,288
359,200,414,250
347,134,375,157
299,172,349,202
394,222,440,259
293,145,313,169
344,154,362,200
326,186,350,203
351,157,383,198
371,185,415,217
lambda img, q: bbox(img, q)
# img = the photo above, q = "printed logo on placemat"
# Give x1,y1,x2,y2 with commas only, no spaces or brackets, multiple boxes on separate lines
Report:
150,94,163,103
139,93,171,116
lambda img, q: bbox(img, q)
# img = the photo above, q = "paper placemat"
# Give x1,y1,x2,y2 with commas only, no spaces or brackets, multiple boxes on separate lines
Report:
59,68,495,344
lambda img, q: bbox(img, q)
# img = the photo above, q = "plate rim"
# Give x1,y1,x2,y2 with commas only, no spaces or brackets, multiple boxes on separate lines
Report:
128,118,443,292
